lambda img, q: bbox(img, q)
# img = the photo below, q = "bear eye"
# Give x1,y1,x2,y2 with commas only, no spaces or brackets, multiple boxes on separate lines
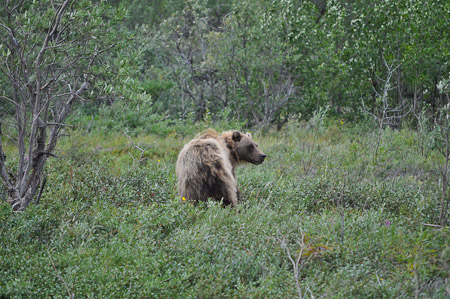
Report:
248,144,254,151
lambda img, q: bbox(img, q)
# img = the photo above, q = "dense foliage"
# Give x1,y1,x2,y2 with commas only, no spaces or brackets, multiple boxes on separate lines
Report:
2,0,449,125
99,0,450,126
1,121,449,297
0,0,449,297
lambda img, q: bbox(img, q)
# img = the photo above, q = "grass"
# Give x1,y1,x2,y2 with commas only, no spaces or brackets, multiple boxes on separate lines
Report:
0,119,449,298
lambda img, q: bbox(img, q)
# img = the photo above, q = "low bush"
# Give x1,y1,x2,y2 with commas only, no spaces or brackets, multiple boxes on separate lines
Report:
0,122,448,297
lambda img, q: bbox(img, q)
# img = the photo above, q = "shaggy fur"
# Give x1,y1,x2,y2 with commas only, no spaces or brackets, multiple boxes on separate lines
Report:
176,129,266,206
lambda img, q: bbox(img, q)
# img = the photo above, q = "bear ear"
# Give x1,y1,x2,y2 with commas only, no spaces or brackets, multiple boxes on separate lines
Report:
232,131,242,142
245,132,252,138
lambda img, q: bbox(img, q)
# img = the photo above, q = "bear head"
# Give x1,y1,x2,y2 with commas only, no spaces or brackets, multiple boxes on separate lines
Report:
231,131,266,165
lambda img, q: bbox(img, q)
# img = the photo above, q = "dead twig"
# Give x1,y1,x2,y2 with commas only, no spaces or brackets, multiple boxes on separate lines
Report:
421,223,443,228
47,246,74,299
362,56,410,162
276,229,312,299
124,130,152,166
336,179,345,243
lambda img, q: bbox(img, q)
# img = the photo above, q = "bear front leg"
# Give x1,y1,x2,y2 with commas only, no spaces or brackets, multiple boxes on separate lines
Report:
215,169,238,207
180,180,207,204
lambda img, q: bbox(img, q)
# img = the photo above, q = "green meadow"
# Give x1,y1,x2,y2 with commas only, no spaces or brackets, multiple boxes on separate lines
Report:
1,118,448,298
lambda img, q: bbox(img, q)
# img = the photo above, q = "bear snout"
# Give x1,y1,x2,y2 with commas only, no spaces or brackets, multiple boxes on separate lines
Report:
259,153,266,163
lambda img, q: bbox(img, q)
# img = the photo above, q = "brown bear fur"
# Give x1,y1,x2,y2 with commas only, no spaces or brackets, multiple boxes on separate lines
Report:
176,129,266,206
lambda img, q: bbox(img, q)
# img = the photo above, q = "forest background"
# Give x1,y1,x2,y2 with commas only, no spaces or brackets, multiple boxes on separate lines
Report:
3,0,448,127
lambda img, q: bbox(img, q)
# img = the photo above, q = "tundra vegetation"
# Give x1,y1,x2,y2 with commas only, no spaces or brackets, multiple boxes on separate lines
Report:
0,0,449,297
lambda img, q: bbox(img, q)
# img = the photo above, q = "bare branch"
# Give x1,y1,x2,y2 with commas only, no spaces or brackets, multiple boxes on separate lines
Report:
35,175,47,205
0,122,13,190
0,95,21,109
19,0,72,197
46,122,77,128
1,0,119,210
47,246,75,299
0,23,19,48
421,223,443,228
276,230,310,299
336,178,346,243
124,130,153,166
362,56,408,162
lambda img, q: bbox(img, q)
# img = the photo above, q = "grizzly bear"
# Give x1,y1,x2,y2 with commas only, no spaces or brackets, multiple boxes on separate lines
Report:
176,129,266,206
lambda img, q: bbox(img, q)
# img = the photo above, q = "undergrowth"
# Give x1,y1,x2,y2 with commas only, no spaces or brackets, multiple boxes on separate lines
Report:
0,119,449,298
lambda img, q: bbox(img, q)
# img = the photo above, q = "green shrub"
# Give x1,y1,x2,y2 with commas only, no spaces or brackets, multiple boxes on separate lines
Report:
0,124,448,298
